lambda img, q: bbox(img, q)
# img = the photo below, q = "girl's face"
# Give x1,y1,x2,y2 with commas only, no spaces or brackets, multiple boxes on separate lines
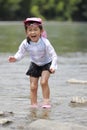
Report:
26,25,42,42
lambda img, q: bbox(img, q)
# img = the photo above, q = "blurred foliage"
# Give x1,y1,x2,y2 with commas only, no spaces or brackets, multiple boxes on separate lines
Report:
0,0,87,21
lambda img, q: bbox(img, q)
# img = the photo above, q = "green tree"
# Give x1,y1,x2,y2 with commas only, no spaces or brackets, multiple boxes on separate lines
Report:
64,0,82,20
0,0,87,21
29,0,82,21
30,0,56,19
0,0,21,20
17,0,32,19
72,0,87,21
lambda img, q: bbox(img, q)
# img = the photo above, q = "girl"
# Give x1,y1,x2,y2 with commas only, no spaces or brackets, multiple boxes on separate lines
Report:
8,17,58,108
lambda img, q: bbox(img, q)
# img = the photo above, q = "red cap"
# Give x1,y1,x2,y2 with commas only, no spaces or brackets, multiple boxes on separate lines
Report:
24,17,42,24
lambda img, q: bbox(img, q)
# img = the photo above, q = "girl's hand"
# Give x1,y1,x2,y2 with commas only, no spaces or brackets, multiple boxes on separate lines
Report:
49,67,55,73
8,56,17,62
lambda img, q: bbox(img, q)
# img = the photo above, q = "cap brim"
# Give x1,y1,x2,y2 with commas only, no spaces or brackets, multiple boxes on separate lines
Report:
24,17,42,24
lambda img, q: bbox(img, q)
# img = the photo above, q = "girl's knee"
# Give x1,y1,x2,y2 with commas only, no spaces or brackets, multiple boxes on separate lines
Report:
40,80,47,87
30,83,37,91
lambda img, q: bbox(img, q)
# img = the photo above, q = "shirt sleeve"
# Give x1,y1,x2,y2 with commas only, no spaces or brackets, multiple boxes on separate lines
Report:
14,39,27,61
44,38,58,70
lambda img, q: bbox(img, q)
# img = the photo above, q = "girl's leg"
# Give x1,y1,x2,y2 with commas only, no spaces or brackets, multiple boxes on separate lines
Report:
40,71,50,105
29,76,39,105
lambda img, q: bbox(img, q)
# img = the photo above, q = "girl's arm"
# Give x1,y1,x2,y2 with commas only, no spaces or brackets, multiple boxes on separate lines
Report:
8,40,27,63
45,39,58,73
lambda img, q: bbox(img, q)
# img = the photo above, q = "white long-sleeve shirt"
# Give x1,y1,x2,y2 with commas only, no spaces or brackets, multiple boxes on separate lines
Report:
14,37,58,70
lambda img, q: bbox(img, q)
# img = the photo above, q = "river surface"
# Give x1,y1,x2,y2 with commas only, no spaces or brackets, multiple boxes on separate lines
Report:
0,52,87,130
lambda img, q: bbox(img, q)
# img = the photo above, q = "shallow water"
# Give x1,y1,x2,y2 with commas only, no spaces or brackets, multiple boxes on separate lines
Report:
0,53,87,130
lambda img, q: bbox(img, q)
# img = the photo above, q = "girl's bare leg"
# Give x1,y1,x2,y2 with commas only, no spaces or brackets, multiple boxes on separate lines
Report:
30,76,39,105
40,71,50,104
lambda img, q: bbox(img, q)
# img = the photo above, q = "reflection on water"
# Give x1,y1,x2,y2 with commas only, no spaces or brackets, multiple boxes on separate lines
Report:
29,108,51,122
0,52,87,130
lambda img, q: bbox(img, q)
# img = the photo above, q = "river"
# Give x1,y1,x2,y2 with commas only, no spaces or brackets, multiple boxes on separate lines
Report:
0,52,87,130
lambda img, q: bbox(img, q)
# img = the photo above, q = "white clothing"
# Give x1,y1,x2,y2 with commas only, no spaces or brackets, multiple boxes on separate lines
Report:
14,37,58,70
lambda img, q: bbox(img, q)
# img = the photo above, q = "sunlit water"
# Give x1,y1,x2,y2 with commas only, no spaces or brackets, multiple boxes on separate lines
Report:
0,52,87,130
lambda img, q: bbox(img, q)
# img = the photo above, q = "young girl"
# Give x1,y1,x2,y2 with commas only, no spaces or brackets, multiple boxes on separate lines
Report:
8,17,58,108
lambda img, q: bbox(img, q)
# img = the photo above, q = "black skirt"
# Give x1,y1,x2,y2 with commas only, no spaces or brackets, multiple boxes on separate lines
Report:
26,62,51,77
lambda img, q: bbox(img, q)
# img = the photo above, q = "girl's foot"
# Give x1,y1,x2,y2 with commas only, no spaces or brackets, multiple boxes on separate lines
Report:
30,104,38,108
30,99,51,109
41,99,51,108
42,104,51,109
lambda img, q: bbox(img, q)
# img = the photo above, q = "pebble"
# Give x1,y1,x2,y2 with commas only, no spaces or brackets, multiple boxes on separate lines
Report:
0,111,4,116
67,79,87,84
71,96,87,104
0,118,12,125
28,119,87,130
